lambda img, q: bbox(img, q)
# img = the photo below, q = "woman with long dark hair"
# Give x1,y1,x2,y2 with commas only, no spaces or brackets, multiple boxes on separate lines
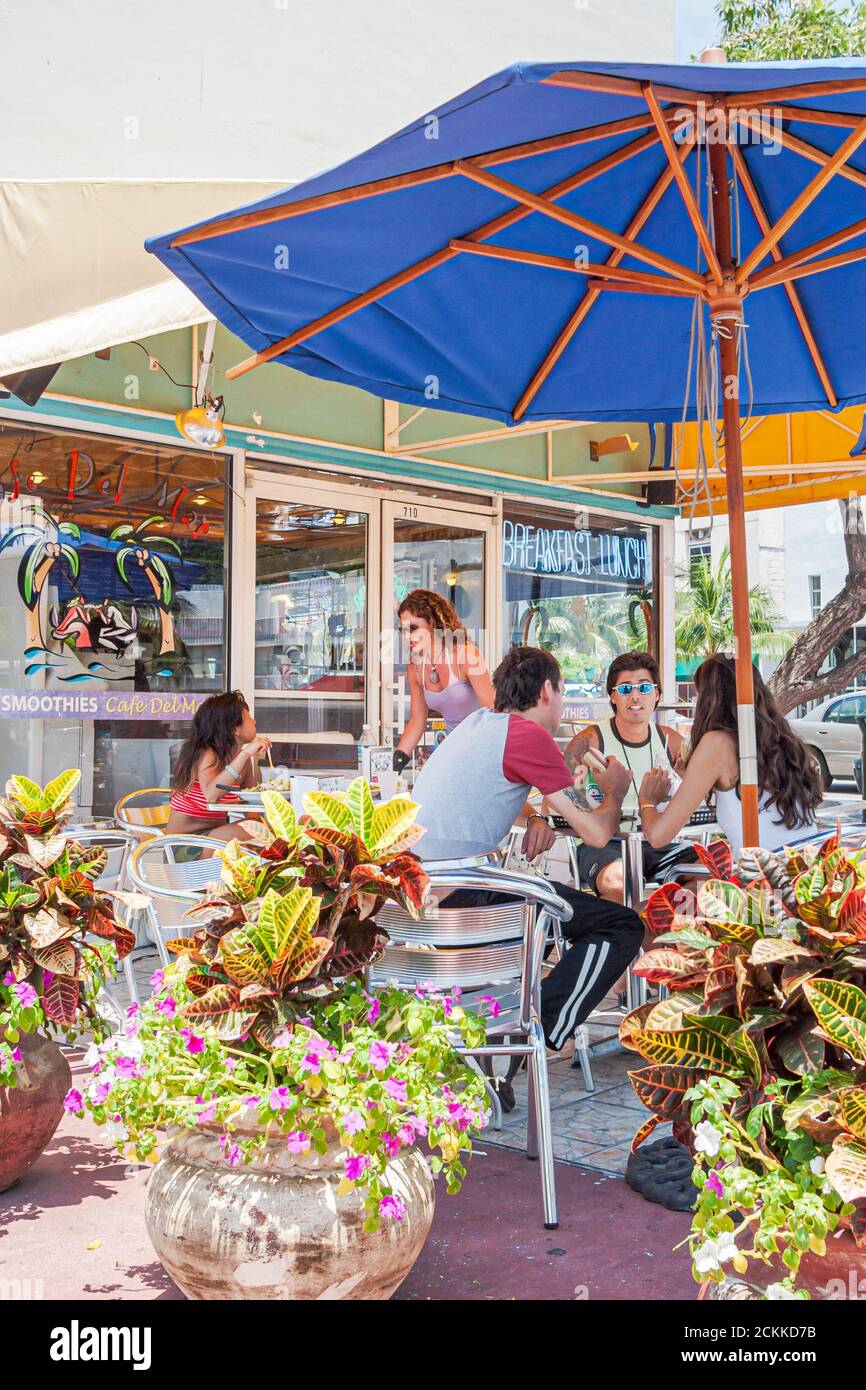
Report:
392,588,494,771
638,654,821,855
167,690,271,841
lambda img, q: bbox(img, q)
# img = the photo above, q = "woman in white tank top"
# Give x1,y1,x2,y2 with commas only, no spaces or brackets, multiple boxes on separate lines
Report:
638,654,822,856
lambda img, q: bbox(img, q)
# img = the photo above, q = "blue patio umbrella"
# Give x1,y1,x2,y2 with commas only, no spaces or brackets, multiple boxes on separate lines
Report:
148,58,866,843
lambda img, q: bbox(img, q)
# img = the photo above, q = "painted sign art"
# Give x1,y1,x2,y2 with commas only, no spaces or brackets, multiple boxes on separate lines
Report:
0,502,186,684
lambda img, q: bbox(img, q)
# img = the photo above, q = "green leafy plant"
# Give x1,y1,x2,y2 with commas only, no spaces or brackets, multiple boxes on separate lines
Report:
622,832,866,1294
73,780,489,1227
0,770,133,1086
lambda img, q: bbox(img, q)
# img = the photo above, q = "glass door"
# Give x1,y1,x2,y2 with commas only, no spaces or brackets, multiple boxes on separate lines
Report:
380,498,495,753
242,477,380,772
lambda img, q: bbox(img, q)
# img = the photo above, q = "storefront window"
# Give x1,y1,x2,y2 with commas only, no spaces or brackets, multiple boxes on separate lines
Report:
501,503,656,699
0,421,228,815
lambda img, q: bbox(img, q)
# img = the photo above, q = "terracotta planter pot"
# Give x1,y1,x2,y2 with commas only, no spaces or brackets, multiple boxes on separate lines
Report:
145,1120,435,1300
706,1232,866,1300
0,1032,71,1192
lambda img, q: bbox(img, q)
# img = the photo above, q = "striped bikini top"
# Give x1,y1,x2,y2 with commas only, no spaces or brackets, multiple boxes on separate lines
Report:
170,778,241,820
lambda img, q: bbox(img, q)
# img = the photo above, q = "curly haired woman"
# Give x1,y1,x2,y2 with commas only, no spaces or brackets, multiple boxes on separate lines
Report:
392,588,494,771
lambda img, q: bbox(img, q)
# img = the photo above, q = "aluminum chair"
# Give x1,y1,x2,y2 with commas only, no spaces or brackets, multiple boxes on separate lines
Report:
372,865,574,1230
127,835,222,966
66,826,141,1011
114,788,171,841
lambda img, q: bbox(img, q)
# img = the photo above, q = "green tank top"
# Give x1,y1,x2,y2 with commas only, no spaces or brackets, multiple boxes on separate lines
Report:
586,717,675,832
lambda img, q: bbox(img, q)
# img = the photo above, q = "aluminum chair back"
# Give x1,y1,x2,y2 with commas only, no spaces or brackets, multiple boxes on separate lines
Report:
67,826,140,1007
128,835,221,964
114,788,171,841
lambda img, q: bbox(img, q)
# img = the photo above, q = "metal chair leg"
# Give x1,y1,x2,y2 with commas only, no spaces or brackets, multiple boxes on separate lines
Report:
526,1050,538,1160
529,1018,558,1229
571,1024,594,1092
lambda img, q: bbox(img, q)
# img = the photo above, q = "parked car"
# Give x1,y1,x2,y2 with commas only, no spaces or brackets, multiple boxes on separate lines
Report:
789,690,866,790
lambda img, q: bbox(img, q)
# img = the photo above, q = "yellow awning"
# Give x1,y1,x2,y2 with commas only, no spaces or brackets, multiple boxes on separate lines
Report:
674,408,866,517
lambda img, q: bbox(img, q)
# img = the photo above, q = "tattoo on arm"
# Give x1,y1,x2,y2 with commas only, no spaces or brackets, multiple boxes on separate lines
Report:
563,784,594,813
564,730,596,775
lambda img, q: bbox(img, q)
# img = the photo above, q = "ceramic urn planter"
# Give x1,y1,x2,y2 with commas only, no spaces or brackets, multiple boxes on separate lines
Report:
706,1232,866,1300
145,1118,435,1300
0,1032,71,1192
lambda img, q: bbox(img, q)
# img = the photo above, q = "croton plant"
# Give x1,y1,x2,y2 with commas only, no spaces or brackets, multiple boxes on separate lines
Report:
622,833,866,1294
74,781,489,1227
0,771,133,1086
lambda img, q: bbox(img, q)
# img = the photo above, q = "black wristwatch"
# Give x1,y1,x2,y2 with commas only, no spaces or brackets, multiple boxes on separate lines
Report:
393,749,410,773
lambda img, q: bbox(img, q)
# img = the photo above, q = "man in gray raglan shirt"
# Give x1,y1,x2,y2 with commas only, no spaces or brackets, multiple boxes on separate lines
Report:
411,646,644,1080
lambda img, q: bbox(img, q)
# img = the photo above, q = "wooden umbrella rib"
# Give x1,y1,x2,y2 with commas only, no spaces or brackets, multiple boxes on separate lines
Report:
512,143,690,422
456,160,705,290
771,105,866,129
643,83,723,284
224,126,664,380
732,146,837,407
543,70,703,105
745,211,866,282
737,112,866,283
750,241,866,291
171,112,667,250
450,238,692,291
584,279,691,297
726,78,866,107
737,112,866,192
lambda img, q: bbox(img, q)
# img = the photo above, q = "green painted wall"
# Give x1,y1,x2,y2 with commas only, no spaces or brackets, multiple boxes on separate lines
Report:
47,322,659,505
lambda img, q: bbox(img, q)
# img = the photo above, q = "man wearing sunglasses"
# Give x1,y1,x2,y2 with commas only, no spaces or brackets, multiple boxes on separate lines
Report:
561,651,696,904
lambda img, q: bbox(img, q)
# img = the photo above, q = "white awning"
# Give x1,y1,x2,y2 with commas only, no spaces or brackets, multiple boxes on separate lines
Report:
0,180,285,377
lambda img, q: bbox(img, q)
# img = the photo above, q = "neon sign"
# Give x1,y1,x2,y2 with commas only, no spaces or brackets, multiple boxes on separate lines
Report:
502,520,650,584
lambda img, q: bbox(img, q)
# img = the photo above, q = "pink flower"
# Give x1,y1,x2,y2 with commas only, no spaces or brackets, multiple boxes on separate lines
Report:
269,1086,293,1113
379,1193,406,1221
242,1094,261,1109
219,1135,242,1167
89,1082,112,1105
286,1130,311,1154
149,969,164,989
341,1110,365,1135
13,980,38,1009
113,1057,139,1081
382,1132,402,1158
299,1051,322,1075
406,1113,427,1138
384,1077,407,1103
397,1122,417,1146
366,998,380,1024
63,1088,83,1114
180,1029,205,1055
2,970,14,986
155,997,176,1020
442,996,453,1019
337,1044,356,1064
479,994,502,1019
344,1154,369,1181
11,1047,21,1063
224,1057,237,1073
369,1040,396,1072
706,1169,725,1199
195,1096,217,1124
126,1003,140,1019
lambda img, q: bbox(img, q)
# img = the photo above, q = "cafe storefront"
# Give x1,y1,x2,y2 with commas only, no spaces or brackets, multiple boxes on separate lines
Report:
0,411,669,816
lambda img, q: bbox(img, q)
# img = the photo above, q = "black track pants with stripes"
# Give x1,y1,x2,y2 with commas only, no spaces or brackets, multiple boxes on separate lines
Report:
440,881,644,1049
539,882,643,1050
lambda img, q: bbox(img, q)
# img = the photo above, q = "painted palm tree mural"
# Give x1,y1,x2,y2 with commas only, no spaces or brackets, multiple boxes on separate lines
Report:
0,507,81,652
110,516,182,656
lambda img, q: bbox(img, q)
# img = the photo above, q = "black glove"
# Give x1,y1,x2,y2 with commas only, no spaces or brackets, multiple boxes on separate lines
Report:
392,749,410,773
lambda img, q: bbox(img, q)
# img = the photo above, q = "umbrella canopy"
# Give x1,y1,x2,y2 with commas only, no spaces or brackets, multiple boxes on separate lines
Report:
148,59,866,425
148,58,866,845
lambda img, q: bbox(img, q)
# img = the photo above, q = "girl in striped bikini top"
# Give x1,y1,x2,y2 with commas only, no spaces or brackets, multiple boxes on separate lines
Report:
167,690,272,841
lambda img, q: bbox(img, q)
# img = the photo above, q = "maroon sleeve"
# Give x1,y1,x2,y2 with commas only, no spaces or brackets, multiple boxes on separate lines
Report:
502,715,573,794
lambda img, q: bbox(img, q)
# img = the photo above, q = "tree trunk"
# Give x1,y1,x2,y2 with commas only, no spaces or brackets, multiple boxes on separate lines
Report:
769,498,866,714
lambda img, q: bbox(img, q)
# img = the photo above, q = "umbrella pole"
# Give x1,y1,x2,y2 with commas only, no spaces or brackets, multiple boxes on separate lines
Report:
709,136,760,848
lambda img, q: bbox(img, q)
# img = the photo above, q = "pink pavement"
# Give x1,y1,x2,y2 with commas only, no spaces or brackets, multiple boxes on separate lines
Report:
0,1054,696,1301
